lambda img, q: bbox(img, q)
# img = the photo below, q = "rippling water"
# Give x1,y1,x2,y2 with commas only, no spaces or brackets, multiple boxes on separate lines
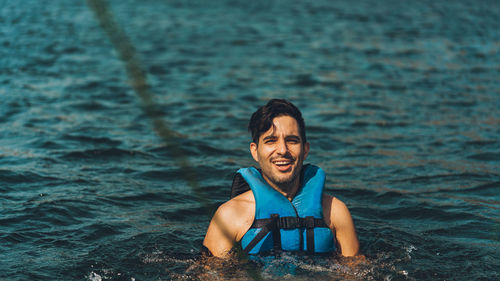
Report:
1,0,499,280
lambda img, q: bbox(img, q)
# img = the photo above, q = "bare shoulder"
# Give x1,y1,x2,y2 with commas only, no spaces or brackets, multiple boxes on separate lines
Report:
203,190,255,257
213,190,255,240
322,194,360,256
322,194,350,228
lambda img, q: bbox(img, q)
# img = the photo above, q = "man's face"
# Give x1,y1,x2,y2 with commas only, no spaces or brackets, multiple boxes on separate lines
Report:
250,115,309,191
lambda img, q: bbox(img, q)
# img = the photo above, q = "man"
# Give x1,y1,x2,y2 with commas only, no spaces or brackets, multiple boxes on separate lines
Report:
203,99,359,258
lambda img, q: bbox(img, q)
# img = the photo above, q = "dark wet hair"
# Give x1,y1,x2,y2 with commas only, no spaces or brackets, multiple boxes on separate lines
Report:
248,99,307,144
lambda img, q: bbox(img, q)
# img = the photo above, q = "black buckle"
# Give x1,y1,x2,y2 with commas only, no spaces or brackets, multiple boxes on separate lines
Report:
277,217,301,229
305,216,315,229
267,216,318,229
270,214,280,229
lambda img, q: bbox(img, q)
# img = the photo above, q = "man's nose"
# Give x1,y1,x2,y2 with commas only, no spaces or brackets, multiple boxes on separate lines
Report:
276,139,288,154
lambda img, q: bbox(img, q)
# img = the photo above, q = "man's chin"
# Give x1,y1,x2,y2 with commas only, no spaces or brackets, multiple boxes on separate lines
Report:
271,173,298,187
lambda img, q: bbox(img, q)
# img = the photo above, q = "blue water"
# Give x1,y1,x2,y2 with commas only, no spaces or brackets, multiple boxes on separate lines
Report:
1,0,499,280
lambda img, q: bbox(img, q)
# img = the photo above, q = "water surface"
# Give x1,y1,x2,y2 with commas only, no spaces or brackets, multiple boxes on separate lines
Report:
1,0,499,280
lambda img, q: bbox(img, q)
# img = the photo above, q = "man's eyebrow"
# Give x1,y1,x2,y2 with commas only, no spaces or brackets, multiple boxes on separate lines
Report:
262,134,301,141
262,135,277,141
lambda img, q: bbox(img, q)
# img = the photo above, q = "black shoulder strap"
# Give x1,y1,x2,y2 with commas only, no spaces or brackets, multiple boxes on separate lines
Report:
243,214,281,255
230,171,250,199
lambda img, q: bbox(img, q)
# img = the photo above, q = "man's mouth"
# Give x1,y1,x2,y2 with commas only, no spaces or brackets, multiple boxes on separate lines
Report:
272,159,294,171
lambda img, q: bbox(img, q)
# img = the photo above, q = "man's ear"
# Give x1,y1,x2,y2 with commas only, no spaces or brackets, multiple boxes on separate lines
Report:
304,142,310,159
250,142,259,162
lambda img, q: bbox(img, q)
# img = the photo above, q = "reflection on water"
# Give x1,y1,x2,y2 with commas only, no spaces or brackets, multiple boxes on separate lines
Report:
0,0,499,280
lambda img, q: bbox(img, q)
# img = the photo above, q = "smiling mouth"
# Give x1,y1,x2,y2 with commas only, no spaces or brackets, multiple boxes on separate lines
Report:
273,160,292,166
272,159,295,170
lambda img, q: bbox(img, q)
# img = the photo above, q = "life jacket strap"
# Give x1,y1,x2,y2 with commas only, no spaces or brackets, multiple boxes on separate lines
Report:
250,216,328,229
243,215,329,254
270,214,282,252
305,216,315,253
242,213,281,255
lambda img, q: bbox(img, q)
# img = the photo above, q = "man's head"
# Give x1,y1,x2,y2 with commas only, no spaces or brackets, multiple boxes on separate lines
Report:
248,99,307,145
248,99,309,194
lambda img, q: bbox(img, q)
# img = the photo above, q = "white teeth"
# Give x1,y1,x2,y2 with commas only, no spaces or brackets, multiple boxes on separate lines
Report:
274,161,290,165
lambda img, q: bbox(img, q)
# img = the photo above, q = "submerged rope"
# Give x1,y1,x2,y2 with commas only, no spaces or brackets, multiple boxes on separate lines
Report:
86,3,263,280
87,0,200,193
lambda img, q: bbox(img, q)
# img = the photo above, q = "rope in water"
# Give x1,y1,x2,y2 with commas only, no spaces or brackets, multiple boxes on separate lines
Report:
87,0,200,194
86,3,263,279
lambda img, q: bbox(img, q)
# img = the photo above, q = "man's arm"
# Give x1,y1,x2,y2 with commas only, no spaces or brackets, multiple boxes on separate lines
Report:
323,194,360,256
203,192,255,257
203,202,238,257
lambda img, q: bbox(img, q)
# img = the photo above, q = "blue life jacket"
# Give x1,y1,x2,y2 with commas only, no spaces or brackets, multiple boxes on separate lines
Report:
234,164,336,255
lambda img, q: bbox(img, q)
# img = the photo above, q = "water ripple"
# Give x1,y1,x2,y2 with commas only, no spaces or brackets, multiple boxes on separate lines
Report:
0,0,499,280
